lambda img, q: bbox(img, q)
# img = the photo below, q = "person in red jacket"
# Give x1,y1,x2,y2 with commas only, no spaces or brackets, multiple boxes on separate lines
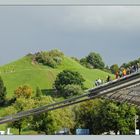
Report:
115,71,119,79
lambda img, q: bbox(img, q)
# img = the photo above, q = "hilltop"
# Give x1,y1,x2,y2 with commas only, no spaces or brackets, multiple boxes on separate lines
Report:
0,52,114,98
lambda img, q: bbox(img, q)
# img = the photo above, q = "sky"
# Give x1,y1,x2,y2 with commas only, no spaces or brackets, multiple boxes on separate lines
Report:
0,6,140,66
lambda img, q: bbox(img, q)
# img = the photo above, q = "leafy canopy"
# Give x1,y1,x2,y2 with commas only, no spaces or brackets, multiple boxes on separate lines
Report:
54,70,85,92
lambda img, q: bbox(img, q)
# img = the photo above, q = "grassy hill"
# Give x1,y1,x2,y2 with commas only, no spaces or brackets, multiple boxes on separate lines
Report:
0,54,114,134
0,55,114,98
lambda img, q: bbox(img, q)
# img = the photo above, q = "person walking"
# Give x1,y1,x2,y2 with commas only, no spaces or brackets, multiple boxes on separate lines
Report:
136,63,139,72
119,70,123,78
122,69,126,77
106,75,111,82
97,78,102,85
115,71,119,79
126,67,130,75
95,79,98,86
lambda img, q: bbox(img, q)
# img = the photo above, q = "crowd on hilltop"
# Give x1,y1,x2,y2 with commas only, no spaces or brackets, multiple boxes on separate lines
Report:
115,63,139,79
94,63,139,87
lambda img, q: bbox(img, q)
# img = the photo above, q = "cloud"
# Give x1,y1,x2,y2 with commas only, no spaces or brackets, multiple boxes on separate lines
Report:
20,6,140,32
59,7,140,31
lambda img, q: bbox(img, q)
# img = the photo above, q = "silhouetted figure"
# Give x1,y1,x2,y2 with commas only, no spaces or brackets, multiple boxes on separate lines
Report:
136,63,139,72
126,67,130,75
106,75,111,82
130,66,134,74
97,78,102,85
95,79,98,86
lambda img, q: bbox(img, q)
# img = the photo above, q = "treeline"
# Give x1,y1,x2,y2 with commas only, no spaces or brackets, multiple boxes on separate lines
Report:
29,49,140,75
30,50,106,70
3,92,139,135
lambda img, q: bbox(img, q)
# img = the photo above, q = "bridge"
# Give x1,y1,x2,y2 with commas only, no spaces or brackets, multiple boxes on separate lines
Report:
0,71,140,124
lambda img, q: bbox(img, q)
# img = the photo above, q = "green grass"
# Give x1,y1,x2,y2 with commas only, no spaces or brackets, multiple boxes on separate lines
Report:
0,55,114,98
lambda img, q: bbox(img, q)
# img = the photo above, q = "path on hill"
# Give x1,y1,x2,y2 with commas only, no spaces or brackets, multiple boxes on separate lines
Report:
0,68,53,74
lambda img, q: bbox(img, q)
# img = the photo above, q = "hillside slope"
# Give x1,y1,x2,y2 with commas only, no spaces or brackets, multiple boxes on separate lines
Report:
0,55,114,97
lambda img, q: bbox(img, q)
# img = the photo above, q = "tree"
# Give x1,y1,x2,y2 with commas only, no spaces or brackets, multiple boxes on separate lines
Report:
31,96,75,134
35,86,42,99
86,52,105,69
74,99,137,135
74,99,104,134
4,98,35,135
0,76,7,106
14,85,33,99
110,64,119,74
54,70,85,92
62,84,83,98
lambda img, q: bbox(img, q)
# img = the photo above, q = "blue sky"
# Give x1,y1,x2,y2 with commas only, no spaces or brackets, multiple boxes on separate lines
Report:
0,6,140,66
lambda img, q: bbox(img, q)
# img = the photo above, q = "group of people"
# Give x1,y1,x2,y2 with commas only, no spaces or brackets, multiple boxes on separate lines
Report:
94,75,111,86
94,63,139,87
115,63,139,79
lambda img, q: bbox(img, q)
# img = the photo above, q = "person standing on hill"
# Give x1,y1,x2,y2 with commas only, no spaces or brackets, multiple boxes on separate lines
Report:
95,79,98,86
97,78,102,85
106,75,111,82
115,71,119,79
122,69,126,77
126,67,130,75
136,63,139,72
119,70,123,78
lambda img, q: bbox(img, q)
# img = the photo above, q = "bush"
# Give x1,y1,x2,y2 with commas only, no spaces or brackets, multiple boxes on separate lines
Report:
14,85,33,99
54,70,85,92
62,84,83,98
34,49,64,68
86,52,105,69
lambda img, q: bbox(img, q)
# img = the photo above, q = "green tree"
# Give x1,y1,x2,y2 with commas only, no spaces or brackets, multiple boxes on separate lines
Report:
54,70,85,92
35,87,42,99
31,97,74,134
86,52,105,69
74,99,137,135
110,64,119,74
62,84,83,98
14,85,33,99
4,98,35,135
74,99,104,134
0,76,7,106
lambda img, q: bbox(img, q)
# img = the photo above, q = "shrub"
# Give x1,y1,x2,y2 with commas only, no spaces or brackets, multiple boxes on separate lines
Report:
62,84,83,98
14,85,33,99
34,49,64,68
54,70,85,92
